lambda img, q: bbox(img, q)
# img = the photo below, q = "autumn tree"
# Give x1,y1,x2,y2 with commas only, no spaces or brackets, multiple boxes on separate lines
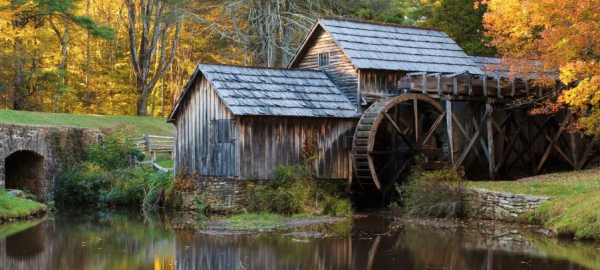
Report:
484,0,600,133
125,0,183,116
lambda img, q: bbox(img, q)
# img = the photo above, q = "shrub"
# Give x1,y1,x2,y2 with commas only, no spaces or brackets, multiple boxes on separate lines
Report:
245,164,351,216
398,166,465,218
57,163,112,205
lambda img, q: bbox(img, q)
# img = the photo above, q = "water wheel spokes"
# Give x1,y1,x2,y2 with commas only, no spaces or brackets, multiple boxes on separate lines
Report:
352,94,450,194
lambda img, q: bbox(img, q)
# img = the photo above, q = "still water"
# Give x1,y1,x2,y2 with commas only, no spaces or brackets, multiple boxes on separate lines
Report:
0,208,598,270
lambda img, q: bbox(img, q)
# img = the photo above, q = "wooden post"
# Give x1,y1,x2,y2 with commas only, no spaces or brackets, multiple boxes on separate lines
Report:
482,76,487,97
486,103,495,180
422,75,427,94
496,77,502,97
413,97,419,142
452,77,458,95
510,80,515,97
446,100,454,165
436,74,442,95
468,76,473,96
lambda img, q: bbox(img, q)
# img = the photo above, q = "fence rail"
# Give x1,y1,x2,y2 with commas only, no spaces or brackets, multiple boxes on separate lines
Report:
132,133,174,172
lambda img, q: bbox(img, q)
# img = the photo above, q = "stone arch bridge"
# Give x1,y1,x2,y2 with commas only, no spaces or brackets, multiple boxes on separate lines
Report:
0,123,99,202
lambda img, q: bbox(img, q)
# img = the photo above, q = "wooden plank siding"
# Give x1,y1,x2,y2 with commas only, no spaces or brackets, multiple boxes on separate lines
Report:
174,76,237,176
293,28,359,107
359,70,406,101
237,116,358,180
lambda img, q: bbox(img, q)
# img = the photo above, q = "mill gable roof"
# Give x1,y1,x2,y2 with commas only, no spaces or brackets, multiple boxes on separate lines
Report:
167,64,360,122
289,18,484,75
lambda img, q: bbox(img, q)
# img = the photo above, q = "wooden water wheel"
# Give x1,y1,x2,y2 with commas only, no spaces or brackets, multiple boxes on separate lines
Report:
352,94,450,193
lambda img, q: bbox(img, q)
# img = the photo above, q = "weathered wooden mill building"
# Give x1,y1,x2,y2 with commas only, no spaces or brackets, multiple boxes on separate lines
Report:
168,18,599,197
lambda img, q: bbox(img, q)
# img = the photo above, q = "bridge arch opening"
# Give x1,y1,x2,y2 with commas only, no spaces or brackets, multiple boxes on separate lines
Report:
4,150,44,198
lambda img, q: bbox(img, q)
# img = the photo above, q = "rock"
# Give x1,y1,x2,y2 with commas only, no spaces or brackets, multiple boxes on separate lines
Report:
8,190,26,199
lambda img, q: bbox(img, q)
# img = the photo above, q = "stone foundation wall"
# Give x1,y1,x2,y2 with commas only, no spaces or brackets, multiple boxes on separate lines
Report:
463,188,550,220
180,176,257,213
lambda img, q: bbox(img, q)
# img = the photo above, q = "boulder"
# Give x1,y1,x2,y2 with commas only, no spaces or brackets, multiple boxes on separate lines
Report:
8,189,26,199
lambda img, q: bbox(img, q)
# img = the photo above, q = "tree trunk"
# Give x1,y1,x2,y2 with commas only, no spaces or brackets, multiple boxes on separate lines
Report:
136,84,148,116
55,18,69,113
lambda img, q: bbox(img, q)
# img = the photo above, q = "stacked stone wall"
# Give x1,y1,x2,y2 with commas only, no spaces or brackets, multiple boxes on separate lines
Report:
463,188,550,220
180,176,257,213
0,123,99,201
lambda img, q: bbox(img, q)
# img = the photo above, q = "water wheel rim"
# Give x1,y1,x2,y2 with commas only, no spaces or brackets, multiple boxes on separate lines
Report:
352,93,445,193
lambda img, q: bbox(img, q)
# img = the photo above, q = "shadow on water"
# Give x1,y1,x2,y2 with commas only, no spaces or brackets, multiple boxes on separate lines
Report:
0,209,598,270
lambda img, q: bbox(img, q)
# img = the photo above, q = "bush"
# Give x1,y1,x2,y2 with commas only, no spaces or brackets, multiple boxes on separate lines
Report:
398,166,465,218
57,163,112,205
57,125,175,208
245,164,352,216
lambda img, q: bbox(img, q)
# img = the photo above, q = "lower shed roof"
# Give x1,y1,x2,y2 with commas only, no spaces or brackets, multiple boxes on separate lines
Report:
167,64,360,122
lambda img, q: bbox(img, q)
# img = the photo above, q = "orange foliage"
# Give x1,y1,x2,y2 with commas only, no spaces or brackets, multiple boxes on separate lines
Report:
483,0,600,133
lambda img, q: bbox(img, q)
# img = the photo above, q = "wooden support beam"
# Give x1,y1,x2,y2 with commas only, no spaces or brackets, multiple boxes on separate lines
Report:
446,100,454,165
537,111,573,173
473,117,490,163
511,80,516,97
468,76,473,96
437,74,442,95
482,75,488,97
414,97,419,141
495,117,527,173
497,77,502,97
383,111,413,147
452,77,458,95
455,110,489,167
576,134,599,170
422,111,446,146
486,103,495,180
422,74,427,94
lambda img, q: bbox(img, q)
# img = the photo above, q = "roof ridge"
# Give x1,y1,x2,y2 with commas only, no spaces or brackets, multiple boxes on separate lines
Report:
199,63,323,73
319,17,445,32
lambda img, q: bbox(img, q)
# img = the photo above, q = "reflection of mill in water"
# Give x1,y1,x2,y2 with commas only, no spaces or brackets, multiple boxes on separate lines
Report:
172,215,590,270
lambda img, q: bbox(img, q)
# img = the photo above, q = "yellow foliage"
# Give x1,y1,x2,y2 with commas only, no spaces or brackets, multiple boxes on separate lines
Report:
484,0,600,134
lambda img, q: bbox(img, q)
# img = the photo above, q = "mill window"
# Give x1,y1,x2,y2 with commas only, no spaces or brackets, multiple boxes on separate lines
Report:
318,52,330,68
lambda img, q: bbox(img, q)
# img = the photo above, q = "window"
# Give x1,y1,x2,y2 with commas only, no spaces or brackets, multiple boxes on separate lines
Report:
318,52,330,68
210,119,232,143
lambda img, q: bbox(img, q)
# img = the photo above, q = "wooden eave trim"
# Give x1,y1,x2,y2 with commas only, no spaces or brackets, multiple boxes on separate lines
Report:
286,21,322,69
166,67,200,123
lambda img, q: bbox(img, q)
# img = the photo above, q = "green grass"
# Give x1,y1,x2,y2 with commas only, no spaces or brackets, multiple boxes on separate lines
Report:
0,110,173,136
156,160,174,168
469,168,600,239
0,218,45,238
0,189,47,220
225,213,284,228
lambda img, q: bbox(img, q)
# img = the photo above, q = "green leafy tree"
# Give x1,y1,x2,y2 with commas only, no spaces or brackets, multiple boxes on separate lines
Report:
428,0,495,56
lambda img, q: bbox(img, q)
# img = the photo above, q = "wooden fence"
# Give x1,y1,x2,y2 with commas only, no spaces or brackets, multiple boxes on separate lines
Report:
131,133,174,172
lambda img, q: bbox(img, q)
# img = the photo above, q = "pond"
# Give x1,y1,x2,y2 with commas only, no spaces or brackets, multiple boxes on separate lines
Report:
0,208,598,270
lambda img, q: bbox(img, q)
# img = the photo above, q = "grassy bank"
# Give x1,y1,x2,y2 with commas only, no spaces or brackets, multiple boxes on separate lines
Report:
0,110,173,136
0,189,47,220
469,168,600,239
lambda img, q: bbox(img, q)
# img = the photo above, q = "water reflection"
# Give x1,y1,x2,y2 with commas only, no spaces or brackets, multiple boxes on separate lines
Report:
0,209,598,270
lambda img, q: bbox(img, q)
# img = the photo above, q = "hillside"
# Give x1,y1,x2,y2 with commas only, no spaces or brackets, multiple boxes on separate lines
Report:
0,110,173,136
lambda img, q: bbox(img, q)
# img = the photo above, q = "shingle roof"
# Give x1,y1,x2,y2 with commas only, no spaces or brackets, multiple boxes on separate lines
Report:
318,19,484,75
470,56,509,78
198,64,359,118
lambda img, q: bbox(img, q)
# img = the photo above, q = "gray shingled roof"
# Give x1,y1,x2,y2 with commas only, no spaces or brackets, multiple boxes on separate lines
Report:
199,64,359,118
319,19,484,75
470,56,509,78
